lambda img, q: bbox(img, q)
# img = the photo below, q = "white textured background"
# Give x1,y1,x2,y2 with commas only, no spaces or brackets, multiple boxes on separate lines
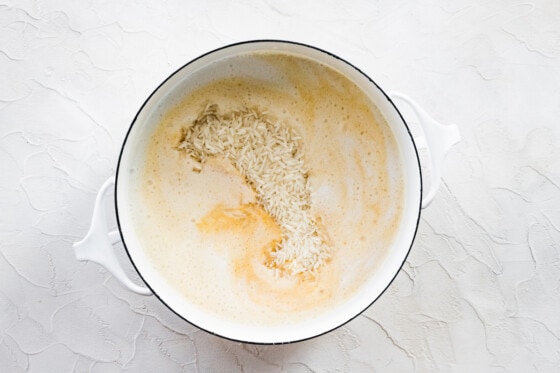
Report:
1,0,560,372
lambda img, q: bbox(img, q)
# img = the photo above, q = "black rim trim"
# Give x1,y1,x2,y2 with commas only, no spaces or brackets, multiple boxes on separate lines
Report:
114,39,423,345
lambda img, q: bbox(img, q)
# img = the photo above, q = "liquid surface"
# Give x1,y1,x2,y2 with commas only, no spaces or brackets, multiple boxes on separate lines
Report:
130,52,404,326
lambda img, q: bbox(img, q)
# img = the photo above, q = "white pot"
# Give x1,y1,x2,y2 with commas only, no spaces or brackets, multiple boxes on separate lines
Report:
74,40,460,344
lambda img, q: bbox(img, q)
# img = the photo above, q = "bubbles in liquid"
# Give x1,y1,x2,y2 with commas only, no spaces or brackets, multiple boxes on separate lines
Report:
130,51,404,328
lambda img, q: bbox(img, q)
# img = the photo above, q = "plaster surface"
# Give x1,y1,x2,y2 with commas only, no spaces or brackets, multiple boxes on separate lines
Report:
1,0,559,371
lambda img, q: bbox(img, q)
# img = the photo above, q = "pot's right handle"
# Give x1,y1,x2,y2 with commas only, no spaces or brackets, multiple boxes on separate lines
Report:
389,92,461,208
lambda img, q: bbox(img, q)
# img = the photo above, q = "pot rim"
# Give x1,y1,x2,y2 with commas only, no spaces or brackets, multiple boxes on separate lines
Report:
114,39,422,344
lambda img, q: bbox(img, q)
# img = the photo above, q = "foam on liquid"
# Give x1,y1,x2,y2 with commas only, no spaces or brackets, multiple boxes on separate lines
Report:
129,52,404,326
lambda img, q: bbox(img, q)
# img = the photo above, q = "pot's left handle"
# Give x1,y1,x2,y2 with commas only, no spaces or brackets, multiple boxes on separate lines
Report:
73,176,152,295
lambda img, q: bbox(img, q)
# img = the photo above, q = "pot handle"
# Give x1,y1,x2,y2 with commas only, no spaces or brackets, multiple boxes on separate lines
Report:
389,92,461,208
73,176,152,295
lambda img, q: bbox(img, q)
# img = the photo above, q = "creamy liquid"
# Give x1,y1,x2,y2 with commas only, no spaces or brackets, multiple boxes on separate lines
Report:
130,52,404,326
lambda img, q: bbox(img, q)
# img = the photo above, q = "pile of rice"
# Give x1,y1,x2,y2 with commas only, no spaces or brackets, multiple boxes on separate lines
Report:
178,104,331,276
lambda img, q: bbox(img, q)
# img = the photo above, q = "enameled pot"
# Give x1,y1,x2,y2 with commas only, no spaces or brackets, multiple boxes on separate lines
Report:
74,40,460,344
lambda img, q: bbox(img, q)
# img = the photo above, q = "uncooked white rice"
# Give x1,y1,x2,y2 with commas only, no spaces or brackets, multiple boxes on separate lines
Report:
178,104,331,276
